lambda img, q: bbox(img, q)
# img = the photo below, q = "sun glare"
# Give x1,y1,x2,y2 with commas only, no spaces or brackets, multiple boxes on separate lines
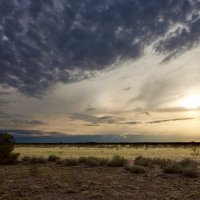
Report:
181,95,200,109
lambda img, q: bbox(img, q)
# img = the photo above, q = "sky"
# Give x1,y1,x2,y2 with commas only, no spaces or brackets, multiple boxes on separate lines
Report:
0,0,200,142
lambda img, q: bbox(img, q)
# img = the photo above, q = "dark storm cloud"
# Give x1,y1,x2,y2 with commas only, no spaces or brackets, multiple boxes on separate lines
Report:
0,111,45,127
1,0,200,96
147,117,194,124
6,129,65,137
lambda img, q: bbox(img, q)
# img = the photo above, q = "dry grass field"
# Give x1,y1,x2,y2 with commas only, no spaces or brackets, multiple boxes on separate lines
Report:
15,144,200,161
1,144,200,200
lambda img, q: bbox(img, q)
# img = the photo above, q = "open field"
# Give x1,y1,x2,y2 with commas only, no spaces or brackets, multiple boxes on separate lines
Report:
0,144,199,199
15,144,200,161
1,163,200,200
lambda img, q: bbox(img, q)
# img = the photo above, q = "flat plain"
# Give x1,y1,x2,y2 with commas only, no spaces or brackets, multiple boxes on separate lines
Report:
15,144,200,161
1,144,200,200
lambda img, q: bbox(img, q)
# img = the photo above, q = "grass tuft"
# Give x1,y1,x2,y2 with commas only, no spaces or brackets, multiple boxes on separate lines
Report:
47,155,60,162
22,156,47,164
163,162,182,174
108,155,127,167
78,156,110,167
134,156,153,167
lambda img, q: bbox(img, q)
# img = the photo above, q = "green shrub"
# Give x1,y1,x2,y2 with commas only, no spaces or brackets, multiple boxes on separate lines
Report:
98,158,110,166
151,158,171,168
78,157,98,166
22,156,47,164
163,162,182,174
179,158,198,168
125,165,145,174
108,155,127,167
48,155,60,162
84,157,100,166
0,132,19,164
78,156,88,164
78,157,110,167
134,156,153,167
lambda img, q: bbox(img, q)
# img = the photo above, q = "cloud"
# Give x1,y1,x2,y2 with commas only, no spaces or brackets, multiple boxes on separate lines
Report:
69,112,139,125
6,129,66,137
122,87,131,91
85,107,96,112
0,99,10,106
0,111,45,128
0,92,11,95
121,121,141,125
147,117,194,124
0,0,200,96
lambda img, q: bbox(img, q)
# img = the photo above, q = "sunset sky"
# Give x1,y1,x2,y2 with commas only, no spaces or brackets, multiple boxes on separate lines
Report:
0,0,200,142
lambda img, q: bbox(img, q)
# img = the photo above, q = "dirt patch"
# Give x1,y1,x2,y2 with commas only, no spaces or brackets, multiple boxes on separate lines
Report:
0,164,200,199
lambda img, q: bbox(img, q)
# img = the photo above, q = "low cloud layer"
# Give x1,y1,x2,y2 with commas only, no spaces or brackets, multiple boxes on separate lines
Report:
0,111,45,128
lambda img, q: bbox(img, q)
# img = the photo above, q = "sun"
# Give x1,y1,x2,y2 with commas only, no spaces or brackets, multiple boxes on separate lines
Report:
181,95,200,109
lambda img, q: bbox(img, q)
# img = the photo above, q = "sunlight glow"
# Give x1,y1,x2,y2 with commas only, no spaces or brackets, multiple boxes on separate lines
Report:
181,95,200,109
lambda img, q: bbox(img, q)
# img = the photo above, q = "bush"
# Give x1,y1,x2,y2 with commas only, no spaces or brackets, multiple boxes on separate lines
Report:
0,132,19,164
98,158,110,166
151,158,171,168
179,158,198,168
134,156,153,167
22,156,30,162
83,157,100,167
125,165,145,174
78,156,88,164
108,155,127,167
78,157,110,167
48,155,60,162
163,162,183,174
22,156,47,164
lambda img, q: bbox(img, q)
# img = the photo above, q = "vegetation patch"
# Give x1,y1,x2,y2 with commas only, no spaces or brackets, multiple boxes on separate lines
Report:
0,132,20,165
108,155,127,167
134,156,153,167
48,155,60,162
125,165,145,174
78,156,110,167
22,156,47,164
163,162,183,174
62,158,79,166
